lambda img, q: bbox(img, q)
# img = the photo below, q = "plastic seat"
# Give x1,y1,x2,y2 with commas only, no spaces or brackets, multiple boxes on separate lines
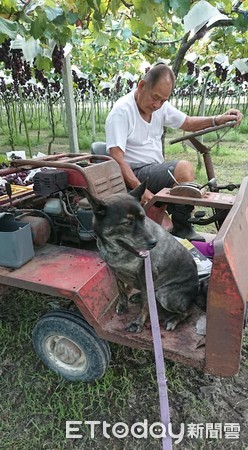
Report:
91,142,107,156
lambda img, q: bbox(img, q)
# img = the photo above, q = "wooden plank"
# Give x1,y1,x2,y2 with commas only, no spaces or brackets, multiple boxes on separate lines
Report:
145,188,235,209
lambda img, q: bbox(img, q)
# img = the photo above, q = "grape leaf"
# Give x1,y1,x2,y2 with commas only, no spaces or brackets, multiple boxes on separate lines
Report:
122,27,132,40
169,0,191,18
130,17,151,36
30,14,47,40
94,31,109,47
139,6,160,28
44,7,64,22
0,16,18,39
68,12,79,25
222,0,233,14
34,54,52,71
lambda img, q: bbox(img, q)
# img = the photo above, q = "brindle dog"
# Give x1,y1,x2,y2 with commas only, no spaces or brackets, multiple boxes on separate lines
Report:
82,182,200,333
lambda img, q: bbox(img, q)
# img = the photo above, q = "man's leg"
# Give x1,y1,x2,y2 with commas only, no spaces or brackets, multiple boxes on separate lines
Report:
133,161,205,242
167,161,205,241
173,159,194,183
132,161,177,191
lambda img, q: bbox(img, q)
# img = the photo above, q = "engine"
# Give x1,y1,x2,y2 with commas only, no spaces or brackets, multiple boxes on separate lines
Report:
10,169,96,247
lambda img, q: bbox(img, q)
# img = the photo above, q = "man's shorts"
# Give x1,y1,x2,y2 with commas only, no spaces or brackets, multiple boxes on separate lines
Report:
132,161,178,194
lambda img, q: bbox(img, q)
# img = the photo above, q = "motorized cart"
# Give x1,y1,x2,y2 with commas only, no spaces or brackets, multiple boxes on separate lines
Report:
0,124,247,381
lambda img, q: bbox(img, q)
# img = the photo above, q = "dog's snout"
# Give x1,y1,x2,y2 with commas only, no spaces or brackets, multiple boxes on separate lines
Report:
148,238,157,249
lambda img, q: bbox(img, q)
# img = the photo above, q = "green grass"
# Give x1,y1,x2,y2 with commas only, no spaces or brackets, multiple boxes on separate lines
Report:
4,287,246,449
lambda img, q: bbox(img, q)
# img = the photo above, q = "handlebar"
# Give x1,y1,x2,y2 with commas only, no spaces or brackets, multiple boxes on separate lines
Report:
169,121,236,145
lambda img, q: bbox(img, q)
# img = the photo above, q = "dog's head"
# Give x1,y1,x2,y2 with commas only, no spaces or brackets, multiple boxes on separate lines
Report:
82,181,157,258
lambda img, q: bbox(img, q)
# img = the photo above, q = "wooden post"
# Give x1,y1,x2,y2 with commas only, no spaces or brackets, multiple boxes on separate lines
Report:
62,53,79,153
90,88,96,141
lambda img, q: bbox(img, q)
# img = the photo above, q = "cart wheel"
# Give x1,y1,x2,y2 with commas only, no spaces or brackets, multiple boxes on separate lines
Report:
32,310,111,382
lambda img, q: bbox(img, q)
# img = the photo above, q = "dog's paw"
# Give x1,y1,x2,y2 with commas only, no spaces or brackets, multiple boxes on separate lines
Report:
125,321,143,333
164,311,191,331
164,319,178,331
116,301,128,315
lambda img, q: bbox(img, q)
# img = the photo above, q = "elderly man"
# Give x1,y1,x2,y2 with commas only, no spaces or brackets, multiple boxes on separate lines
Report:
105,64,243,241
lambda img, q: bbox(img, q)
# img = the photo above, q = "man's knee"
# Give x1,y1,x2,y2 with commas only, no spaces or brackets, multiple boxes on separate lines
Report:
174,160,195,183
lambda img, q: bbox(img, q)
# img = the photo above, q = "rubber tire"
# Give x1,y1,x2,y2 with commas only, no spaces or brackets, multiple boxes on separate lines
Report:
41,309,111,362
32,309,111,382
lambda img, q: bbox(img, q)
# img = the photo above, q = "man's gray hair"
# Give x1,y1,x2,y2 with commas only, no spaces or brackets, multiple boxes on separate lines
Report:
143,64,176,90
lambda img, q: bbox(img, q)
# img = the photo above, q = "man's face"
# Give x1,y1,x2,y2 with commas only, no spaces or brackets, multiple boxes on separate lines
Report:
136,77,173,115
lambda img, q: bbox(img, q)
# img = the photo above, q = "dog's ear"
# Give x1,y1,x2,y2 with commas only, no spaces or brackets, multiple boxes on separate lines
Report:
81,188,107,216
129,179,147,201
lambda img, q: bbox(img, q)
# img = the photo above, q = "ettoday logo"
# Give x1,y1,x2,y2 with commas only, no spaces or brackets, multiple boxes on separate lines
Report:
66,420,241,443
66,420,183,442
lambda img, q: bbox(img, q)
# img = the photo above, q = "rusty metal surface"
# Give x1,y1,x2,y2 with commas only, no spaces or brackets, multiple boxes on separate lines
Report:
98,303,205,370
169,121,236,145
145,204,172,230
0,244,119,328
11,157,126,198
146,188,235,209
18,215,51,247
0,242,205,370
80,160,126,197
205,176,248,376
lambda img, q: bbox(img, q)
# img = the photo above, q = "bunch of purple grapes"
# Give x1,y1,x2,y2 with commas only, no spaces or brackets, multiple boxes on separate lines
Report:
0,41,32,90
72,71,87,93
0,77,7,93
50,80,62,94
72,70,79,84
11,49,27,87
0,154,32,187
88,79,96,93
34,68,49,88
127,79,134,91
195,66,200,78
72,71,97,98
0,39,12,69
214,62,222,78
234,69,248,85
214,62,229,82
24,61,32,81
77,78,87,99
186,61,195,75
101,87,111,97
4,166,31,186
115,76,122,93
202,64,210,72
52,45,64,74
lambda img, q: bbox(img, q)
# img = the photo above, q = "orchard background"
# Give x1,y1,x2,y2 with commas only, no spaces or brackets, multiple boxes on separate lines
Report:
0,0,247,156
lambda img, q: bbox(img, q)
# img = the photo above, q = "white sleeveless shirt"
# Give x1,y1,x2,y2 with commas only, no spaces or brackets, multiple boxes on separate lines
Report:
105,90,186,165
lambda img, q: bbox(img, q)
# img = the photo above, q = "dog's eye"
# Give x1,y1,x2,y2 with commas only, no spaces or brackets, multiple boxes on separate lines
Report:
120,218,133,226
125,214,135,225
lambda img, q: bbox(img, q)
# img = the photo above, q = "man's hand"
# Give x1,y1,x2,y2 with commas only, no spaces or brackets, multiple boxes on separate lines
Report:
141,188,154,205
215,109,243,127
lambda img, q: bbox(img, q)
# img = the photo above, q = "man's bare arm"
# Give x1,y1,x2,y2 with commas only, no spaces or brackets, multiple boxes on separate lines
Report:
109,146,153,203
181,109,243,132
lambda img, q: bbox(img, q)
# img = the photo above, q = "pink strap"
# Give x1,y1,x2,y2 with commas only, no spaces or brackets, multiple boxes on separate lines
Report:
145,253,172,450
